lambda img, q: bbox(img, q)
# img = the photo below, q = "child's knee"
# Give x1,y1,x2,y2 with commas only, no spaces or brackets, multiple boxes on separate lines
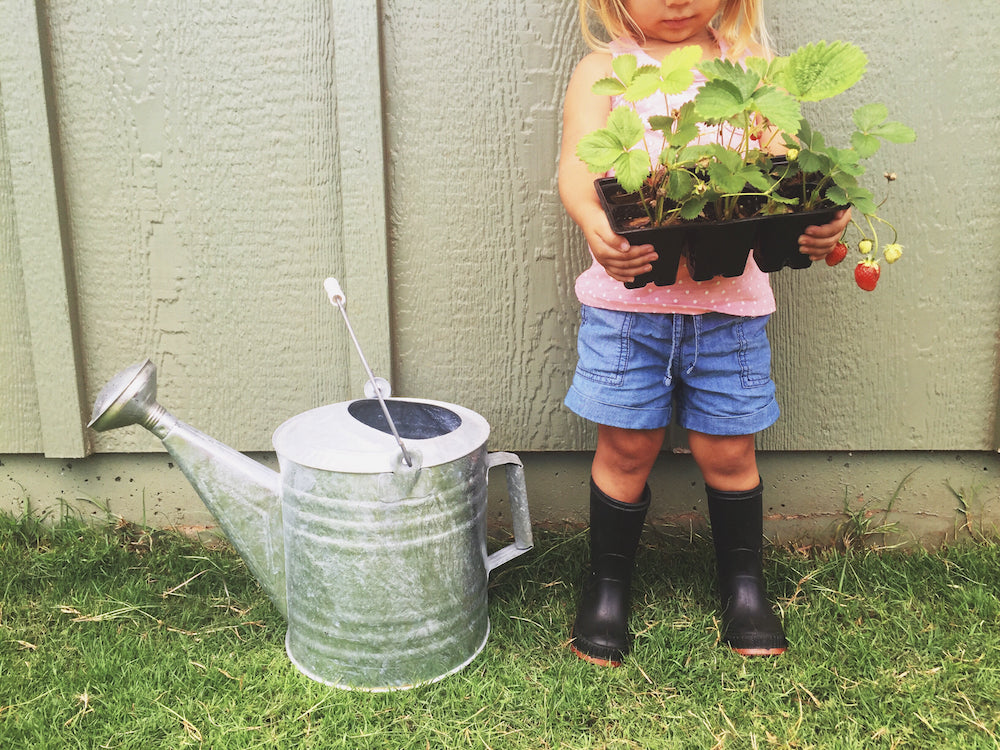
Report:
596,426,664,472
689,433,758,483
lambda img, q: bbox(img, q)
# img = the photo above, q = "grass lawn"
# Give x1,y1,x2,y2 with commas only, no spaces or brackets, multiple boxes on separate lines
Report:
2,511,1000,748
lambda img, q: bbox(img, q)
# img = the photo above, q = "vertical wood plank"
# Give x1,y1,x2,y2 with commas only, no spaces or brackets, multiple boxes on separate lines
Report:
0,0,88,457
328,0,392,386
0,79,44,453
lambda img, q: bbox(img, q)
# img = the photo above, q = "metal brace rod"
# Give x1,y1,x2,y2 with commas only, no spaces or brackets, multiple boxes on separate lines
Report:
324,278,412,467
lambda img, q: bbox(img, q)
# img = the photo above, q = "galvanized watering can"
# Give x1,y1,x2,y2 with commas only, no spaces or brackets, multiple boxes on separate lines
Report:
87,281,532,691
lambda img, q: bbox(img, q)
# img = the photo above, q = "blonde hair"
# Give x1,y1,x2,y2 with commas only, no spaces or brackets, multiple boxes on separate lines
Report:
578,0,771,58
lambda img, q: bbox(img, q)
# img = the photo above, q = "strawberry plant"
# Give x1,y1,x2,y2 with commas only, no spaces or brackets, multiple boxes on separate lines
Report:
575,40,916,288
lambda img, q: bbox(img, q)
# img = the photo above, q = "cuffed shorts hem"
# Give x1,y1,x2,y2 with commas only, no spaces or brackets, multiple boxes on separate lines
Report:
563,389,780,435
564,388,672,431
678,399,780,436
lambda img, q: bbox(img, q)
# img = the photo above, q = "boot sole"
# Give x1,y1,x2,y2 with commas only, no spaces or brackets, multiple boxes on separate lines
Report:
731,645,787,657
569,641,623,668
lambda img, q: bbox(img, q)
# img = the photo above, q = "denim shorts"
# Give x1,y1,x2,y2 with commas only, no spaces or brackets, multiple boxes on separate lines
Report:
564,306,780,435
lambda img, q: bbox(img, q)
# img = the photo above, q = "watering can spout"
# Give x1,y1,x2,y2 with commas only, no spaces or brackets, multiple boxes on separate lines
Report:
89,360,287,618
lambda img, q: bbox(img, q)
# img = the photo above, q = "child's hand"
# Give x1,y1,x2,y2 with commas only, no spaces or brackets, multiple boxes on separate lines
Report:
798,209,852,262
585,221,657,283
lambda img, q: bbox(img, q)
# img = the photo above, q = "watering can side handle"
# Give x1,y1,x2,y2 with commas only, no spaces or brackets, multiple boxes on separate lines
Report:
484,451,533,575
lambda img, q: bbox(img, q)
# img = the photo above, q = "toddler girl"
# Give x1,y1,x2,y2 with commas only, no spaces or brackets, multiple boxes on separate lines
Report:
558,0,850,666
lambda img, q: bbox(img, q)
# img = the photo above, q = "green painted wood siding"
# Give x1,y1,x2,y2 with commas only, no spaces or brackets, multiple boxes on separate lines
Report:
0,0,997,456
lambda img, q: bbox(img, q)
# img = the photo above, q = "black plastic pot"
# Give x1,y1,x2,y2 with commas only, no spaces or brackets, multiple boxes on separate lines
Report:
595,177,846,288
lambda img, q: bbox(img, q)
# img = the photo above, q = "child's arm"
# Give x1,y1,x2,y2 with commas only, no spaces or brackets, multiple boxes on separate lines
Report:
558,53,657,283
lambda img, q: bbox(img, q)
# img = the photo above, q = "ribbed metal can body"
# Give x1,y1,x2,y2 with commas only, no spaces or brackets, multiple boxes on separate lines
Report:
278,445,490,690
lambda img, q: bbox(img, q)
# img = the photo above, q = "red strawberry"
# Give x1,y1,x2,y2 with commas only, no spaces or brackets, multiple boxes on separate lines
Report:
854,258,880,291
826,241,849,266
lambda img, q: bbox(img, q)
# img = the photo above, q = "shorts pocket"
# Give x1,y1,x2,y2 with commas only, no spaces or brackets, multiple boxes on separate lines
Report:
575,306,633,387
735,315,773,389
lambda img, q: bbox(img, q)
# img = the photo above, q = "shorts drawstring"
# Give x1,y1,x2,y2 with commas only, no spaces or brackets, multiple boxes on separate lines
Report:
663,313,703,387
685,314,701,375
663,315,679,386
663,313,701,385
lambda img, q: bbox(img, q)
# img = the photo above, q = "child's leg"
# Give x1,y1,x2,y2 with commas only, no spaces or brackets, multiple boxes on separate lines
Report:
592,424,666,503
571,425,663,666
689,430,788,656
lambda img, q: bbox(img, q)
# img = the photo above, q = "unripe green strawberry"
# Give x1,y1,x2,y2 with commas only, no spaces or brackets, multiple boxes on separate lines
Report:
786,148,799,160
854,258,880,291
858,239,873,255
826,241,848,266
883,243,903,264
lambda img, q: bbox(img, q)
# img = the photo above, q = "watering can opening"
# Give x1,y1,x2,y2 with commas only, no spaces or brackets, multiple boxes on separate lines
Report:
347,399,462,440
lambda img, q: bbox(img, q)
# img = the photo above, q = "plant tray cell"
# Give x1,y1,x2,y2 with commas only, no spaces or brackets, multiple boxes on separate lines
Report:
684,220,756,282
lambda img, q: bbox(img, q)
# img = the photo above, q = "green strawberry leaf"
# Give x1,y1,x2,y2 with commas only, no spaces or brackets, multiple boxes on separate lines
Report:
870,120,917,143
659,45,701,94
767,56,789,85
694,79,745,121
614,149,652,193
853,103,916,144
620,65,663,101
679,194,709,220
676,144,714,166
830,170,859,193
648,115,673,133
698,57,759,102
611,54,638,85
745,170,773,192
624,70,663,101
849,194,878,216
850,131,882,159
668,121,700,148
768,193,799,206
708,162,747,195
576,130,625,172
707,143,743,171
830,147,864,175
775,41,867,102
605,105,645,147
575,107,646,173
667,169,695,201
751,86,802,133
745,56,771,81
592,77,626,96
796,148,830,175
852,103,889,131
824,184,849,207
828,184,875,214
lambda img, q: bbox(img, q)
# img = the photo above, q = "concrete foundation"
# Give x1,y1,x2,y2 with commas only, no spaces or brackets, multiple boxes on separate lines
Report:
3,451,999,548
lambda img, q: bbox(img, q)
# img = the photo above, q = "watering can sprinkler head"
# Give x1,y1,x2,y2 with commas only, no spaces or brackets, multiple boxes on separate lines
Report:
88,359,168,435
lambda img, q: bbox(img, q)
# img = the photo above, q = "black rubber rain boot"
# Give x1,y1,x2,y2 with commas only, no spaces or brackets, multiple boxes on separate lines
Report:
570,478,650,667
706,481,788,656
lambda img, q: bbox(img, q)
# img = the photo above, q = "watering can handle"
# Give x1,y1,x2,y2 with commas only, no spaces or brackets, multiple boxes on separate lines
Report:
484,452,533,575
